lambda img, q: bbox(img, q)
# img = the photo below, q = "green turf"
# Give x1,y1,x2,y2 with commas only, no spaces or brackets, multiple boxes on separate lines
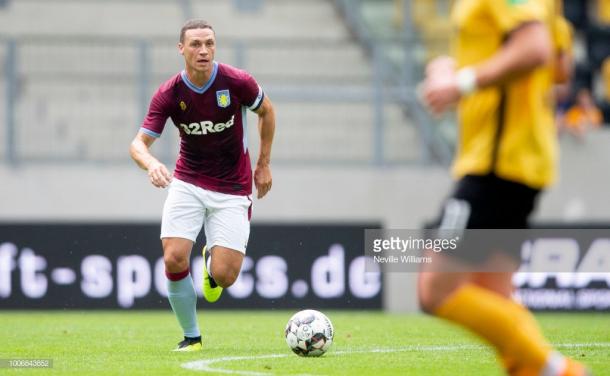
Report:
0,311,608,375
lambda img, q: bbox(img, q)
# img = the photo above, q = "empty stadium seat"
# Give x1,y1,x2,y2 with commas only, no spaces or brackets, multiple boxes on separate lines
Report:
586,25,610,69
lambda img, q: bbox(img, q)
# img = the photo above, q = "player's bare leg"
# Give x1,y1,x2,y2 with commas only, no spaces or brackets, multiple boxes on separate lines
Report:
163,237,192,273
417,270,469,314
162,237,202,352
209,246,244,287
202,245,244,302
470,272,514,298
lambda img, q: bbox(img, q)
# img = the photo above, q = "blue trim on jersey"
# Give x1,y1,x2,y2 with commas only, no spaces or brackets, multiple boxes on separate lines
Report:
140,127,161,138
181,62,218,94
242,106,248,154
249,87,265,112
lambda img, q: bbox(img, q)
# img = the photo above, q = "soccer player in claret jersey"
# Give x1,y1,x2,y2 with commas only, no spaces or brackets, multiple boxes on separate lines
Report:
129,19,275,352
419,1,588,375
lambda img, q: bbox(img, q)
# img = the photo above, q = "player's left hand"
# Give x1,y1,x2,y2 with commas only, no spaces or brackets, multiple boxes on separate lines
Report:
254,164,272,199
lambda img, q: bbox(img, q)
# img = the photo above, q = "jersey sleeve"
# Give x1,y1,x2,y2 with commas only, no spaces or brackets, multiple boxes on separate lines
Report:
140,88,172,138
553,16,573,54
485,0,547,34
236,71,265,112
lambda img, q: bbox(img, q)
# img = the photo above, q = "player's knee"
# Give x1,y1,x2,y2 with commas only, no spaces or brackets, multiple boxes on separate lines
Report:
417,275,451,315
215,274,238,289
163,251,189,272
211,264,240,288
418,289,440,315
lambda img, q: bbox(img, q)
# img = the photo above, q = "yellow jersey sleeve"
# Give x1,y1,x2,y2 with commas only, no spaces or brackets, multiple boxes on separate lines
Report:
485,0,547,34
553,16,573,54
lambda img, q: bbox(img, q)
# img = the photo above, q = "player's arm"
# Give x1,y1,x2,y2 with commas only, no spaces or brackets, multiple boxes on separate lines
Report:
129,131,172,188
472,22,552,88
422,22,552,114
253,95,275,199
554,49,573,84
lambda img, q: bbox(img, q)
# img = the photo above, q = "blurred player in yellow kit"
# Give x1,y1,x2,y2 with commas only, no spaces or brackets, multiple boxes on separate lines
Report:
419,0,588,375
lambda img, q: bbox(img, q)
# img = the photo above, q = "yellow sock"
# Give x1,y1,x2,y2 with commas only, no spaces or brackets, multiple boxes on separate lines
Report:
436,283,551,374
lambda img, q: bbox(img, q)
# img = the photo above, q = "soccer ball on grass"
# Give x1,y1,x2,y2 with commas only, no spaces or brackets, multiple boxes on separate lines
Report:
284,309,334,357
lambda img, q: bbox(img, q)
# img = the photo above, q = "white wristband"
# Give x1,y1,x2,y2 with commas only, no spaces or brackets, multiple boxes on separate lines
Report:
456,67,477,95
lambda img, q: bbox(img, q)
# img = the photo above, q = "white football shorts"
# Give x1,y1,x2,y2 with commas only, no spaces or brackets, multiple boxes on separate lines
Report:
160,178,252,254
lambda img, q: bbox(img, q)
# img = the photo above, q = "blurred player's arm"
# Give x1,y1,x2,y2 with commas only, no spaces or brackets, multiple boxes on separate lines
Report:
471,22,552,88
422,22,552,114
554,48,573,84
253,96,275,199
129,132,172,188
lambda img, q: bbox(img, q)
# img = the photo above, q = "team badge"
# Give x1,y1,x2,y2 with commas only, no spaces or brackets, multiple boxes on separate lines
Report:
179,101,187,111
216,90,231,108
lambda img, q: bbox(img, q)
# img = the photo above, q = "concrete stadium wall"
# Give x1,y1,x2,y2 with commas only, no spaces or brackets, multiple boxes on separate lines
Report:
0,163,451,312
1,129,610,312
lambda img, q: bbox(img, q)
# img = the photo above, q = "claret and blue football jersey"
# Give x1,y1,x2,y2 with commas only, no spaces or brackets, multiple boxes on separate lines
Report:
141,61,265,196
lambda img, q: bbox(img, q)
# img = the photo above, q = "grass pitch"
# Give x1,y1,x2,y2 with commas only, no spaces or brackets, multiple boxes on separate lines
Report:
0,311,608,375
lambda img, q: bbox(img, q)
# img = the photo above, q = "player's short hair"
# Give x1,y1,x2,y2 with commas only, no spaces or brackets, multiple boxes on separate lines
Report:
180,19,214,43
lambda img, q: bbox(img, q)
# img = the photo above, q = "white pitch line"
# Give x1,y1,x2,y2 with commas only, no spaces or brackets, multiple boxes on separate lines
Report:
182,354,289,376
181,344,482,375
555,343,610,348
181,343,610,375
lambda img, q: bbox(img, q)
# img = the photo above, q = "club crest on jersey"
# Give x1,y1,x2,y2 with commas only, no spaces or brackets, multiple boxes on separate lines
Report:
216,90,231,108
179,101,187,111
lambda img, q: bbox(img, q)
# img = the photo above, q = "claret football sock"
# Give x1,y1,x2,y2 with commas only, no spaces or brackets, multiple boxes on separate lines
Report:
166,269,200,339
435,283,551,374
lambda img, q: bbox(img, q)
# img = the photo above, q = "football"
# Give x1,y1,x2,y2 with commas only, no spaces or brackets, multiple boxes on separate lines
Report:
284,309,334,357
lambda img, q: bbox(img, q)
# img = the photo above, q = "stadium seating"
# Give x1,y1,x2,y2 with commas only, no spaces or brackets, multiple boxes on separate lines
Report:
573,64,594,93
407,0,452,63
359,0,451,80
0,0,419,164
603,58,610,101
563,0,588,29
586,25,610,69
601,58,610,123
595,0,610,25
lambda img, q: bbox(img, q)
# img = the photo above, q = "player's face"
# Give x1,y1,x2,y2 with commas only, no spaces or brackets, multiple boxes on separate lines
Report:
179,28,216,75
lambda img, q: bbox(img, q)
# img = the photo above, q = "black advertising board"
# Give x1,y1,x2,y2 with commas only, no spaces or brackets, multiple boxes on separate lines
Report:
514,224,610,311
0,223,382,309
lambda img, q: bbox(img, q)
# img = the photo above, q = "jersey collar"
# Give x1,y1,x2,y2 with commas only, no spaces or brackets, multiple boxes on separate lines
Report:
181,61,218,94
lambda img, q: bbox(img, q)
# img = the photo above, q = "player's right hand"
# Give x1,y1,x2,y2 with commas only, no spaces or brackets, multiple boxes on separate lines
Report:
426,56,456,77
147,160,172,188
419,56,460,116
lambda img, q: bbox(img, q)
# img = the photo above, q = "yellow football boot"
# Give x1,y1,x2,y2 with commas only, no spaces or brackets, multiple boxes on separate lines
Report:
202,245,223,303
